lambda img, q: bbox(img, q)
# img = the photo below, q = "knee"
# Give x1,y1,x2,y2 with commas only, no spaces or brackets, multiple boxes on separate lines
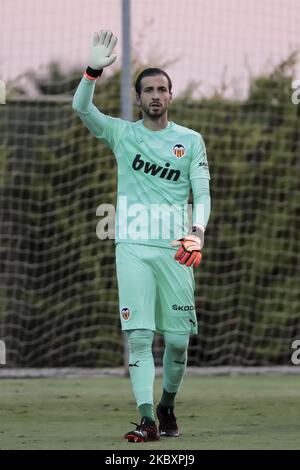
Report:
164,332,189,356
127,329,154,356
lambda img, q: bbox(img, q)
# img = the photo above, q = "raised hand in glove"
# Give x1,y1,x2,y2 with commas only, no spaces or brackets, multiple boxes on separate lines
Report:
88,30,118,70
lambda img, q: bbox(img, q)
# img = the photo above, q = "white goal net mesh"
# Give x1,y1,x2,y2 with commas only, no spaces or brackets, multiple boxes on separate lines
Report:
0,0,300,368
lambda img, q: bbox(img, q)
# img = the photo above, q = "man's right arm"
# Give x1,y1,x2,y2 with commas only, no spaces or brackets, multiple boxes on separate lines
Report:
73,76,114,143
72,30,125,149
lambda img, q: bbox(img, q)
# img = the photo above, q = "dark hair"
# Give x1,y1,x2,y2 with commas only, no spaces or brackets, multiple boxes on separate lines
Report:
135,68,172,95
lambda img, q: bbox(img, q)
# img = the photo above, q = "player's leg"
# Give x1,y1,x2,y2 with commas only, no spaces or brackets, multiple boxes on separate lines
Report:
116,243,159,442
124,328,160,442
153,247,197,436
156,331,189,437
162,333,189,398
127,328,155,421
154,248,197,336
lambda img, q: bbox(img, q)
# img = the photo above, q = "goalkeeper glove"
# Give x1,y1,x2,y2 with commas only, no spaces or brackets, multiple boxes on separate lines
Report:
87,30,118,71
171,225,205,268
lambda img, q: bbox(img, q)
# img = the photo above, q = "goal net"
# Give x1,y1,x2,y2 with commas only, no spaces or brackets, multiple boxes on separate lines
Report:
1,0,300,368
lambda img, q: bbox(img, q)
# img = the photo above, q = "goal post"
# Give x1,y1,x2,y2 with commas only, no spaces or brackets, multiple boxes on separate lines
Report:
121,0,132,375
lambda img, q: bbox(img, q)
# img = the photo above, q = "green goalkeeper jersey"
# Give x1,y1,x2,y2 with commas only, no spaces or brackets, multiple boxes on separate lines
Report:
73,76,211,249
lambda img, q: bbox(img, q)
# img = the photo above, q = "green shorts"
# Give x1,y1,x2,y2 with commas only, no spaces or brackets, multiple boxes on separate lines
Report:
116,243,198,336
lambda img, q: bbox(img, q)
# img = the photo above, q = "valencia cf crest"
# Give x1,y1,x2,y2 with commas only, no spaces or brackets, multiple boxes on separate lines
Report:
172,143,186,158
121,307,131,321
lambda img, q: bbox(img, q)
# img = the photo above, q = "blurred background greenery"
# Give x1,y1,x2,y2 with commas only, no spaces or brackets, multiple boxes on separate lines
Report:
0,54,300,367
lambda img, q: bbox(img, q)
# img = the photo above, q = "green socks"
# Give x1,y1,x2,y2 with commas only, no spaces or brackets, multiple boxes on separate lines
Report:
159,389,177,408
138,403,155,422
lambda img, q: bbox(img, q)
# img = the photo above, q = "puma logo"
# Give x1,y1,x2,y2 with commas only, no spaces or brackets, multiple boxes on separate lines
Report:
129,361,140,368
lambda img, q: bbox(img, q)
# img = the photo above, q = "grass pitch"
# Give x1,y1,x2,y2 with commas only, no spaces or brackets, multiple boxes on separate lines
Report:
0,375,299,450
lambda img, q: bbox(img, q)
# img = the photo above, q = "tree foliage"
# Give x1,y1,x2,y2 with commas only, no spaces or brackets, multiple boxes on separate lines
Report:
0,56,300,366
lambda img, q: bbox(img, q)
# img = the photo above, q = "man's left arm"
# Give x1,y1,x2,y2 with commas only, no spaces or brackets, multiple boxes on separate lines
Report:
171,135,211,267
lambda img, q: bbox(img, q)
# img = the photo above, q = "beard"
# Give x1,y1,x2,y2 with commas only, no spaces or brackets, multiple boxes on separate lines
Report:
141,102,167,119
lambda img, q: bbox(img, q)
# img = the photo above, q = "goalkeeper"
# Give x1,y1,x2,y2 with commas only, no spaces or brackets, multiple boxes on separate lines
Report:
73,30,211,443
